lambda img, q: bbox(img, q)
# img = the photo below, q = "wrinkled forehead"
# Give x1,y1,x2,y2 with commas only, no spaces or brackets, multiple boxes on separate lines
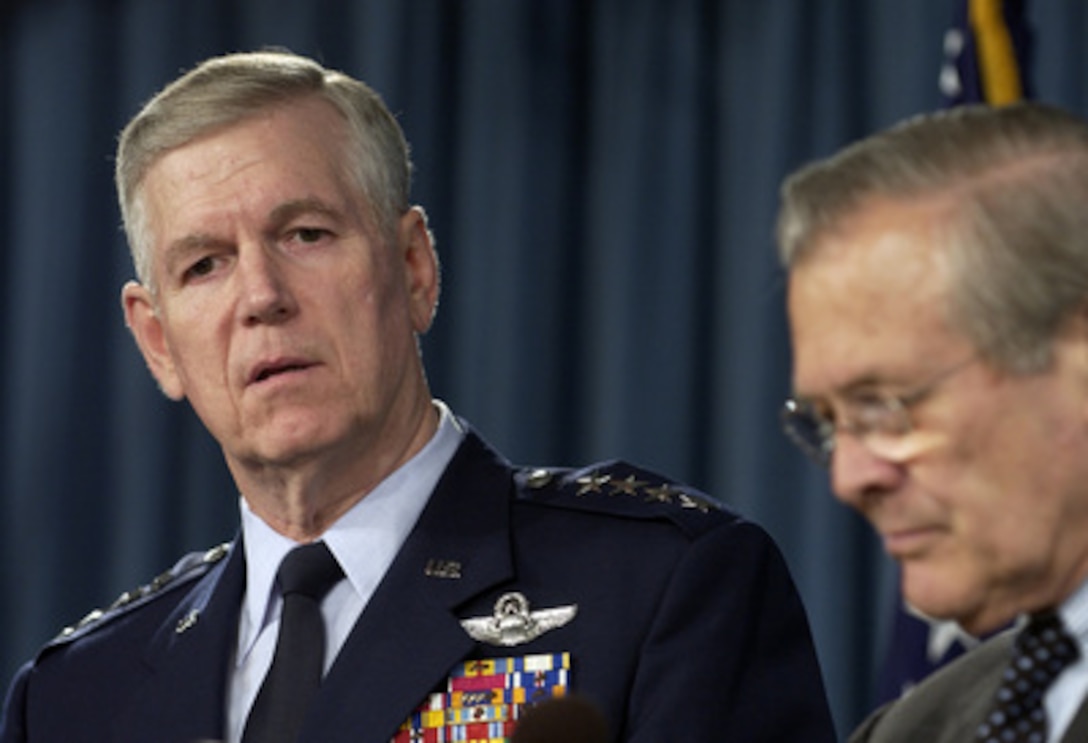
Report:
135,102,365,279
785,201,968,395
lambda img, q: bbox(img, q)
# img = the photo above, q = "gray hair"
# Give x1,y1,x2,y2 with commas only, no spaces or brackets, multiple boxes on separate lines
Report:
116,50,412,285
777,102,1088,373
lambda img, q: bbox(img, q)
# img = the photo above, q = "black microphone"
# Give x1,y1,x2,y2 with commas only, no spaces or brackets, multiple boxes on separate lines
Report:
512,695,609,743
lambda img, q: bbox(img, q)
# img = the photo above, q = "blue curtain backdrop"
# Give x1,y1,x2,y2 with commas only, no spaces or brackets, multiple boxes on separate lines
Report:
2,0,1086,733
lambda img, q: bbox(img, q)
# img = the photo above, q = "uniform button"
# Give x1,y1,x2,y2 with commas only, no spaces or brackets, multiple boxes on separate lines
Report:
525,468,553,488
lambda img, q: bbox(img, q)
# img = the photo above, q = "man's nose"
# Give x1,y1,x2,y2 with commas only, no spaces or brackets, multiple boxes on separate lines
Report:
236,246,298,326
829,431,904,508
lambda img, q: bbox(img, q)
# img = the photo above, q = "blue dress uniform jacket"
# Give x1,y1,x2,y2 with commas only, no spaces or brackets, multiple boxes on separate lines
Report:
0,427,836,743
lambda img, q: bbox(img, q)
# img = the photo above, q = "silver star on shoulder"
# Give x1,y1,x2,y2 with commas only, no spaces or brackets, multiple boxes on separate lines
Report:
460,592,578,647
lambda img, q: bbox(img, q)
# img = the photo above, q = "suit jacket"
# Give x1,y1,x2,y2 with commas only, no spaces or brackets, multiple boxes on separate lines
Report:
850,628,1088,742
0,427,836,743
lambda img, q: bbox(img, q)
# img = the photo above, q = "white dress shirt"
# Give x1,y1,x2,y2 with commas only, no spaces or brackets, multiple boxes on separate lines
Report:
223,402,464,743
1048,577,1088,741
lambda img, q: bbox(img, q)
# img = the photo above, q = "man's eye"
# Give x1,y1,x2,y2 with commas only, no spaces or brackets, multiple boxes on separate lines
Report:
848,394,897,427
183,256,217,281
291,227,330,244
847,391,885,409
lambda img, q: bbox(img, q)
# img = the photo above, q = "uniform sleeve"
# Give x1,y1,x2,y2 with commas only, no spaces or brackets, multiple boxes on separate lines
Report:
0,661,32,743
624,519,837,742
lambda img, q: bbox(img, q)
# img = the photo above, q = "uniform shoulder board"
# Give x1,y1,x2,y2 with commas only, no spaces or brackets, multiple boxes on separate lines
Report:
515,461,737,538
48,542,232,646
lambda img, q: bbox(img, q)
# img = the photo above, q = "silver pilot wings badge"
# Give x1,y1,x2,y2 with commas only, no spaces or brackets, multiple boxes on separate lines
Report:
460,592,577,647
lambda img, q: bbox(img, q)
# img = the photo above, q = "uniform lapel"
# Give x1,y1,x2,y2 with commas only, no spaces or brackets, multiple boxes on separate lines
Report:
303,430,515,743
112,543,245,743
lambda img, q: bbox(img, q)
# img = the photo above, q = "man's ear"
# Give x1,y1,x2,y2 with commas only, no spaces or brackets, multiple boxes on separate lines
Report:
121,281,186,400
399,206,440,334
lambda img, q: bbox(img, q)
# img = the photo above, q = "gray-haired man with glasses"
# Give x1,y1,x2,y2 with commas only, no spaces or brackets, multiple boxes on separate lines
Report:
777,101,1088,743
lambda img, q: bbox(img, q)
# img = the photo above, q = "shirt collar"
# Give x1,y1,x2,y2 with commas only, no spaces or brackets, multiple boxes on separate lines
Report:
1059,575,1088,652
236,400,464,662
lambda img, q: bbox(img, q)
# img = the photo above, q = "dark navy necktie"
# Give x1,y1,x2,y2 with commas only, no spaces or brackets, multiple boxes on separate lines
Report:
976,611,1079,743
242,542,344,743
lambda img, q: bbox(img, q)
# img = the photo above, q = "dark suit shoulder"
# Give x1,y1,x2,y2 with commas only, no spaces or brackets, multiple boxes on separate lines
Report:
44,542,232,649
514,461,738,539
850,630,1015,742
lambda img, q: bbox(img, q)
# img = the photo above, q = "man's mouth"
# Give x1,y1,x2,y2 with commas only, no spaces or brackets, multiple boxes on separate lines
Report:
249,359,315,385
882,526,942,558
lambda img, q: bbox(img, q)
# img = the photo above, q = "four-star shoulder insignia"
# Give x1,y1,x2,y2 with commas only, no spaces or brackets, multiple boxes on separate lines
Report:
523,464,719,515
53,542,231,642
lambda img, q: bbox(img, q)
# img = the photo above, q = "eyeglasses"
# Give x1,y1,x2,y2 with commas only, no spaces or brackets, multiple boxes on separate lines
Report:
780,357,977,467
